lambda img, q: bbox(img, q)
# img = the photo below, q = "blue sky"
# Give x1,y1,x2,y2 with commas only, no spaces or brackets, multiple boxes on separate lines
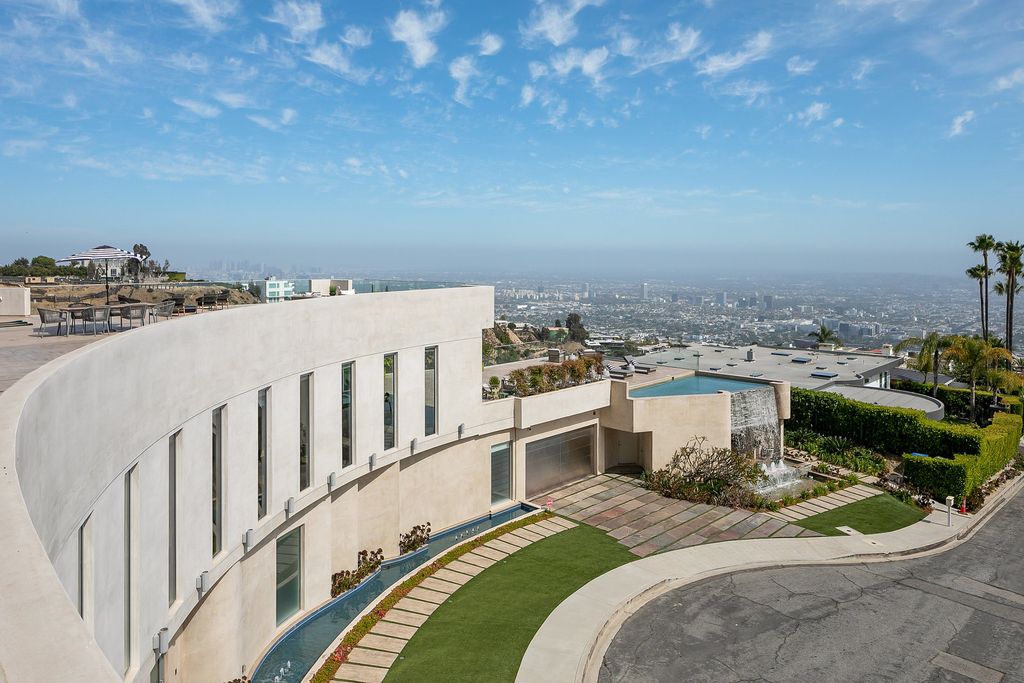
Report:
1,0,1023,275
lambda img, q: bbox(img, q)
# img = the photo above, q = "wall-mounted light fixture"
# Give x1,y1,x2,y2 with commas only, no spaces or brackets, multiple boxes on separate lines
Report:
458,423,465,439
196,571,210,596
410,437,418,453
285,497,296,516
152,627,170,655
242,529,255,552
369,453,377,470
327,471,337,489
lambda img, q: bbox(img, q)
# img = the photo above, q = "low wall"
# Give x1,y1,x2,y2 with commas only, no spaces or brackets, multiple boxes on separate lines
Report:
0,286,30,316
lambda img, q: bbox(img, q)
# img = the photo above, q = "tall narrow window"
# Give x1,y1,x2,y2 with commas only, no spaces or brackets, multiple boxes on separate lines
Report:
212,407,223,556
124,465,138,674
299,374,312,490
78,515,92,621
424,346,437,437
490,442,512,504
276,527,302,625
168,432,179,605
384,353,397,450
341,362,354,467
257,388,269,519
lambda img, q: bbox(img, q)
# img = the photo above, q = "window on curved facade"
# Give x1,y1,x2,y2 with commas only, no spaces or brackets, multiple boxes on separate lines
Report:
490,442,512,504
384,353,397,450
276,527,302,625
212,406,224,556
258,388,269,519
424,347,437,437
299,374,312,490
342,363,354,467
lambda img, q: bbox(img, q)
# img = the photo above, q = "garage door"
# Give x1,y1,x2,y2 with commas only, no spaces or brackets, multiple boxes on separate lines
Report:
525,427,593,499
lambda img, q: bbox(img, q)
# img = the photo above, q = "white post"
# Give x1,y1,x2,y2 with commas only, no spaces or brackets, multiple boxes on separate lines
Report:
945,496,954,527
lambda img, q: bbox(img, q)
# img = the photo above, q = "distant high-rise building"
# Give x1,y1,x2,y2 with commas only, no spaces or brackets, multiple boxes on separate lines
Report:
582,282,590,299
671,292,679,303
641,282,649,300
717,292,728,306
763,295,775,311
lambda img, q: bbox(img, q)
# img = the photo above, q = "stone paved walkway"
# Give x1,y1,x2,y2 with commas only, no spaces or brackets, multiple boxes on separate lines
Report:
533,474,824,557
764,484,882,522
332,515,577,683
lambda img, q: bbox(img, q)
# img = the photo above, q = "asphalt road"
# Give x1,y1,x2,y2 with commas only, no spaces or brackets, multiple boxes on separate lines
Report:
600,489,1024,683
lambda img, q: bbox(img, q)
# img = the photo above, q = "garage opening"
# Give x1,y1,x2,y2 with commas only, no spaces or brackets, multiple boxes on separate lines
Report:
525,427,594,499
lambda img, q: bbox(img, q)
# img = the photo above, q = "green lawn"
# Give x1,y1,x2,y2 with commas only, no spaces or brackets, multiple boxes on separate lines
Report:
384,523,635,683
794,493,926,536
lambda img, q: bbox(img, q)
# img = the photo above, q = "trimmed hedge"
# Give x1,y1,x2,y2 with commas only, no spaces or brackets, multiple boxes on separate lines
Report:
904,412,1023,499
891,380,1023,421
789,388,981,458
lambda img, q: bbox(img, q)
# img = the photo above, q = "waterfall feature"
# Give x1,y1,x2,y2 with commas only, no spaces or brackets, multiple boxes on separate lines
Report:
730,386,781,460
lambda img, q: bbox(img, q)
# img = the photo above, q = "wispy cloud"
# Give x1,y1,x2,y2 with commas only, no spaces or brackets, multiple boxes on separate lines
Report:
852,57,880,81
449,55,479,105
993,67,1024,92
306,42,371,83
793,101,829,126
786,55,816,76
213,91,256,108
265,1,324,42
520,84,536,106
388,7,448,68
718,79,771,106
3,139,47,157
520,0,604,47
697,31,772,77
172,97,220,118
694,124,712,140
471,32,504,56
341,25,373,49
550,47,610,87
168,52,210,73
166,0,239,33
631,23,701,73
947,110,975,137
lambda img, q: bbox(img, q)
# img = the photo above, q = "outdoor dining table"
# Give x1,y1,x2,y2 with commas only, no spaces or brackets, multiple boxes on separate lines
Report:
55,303,154,335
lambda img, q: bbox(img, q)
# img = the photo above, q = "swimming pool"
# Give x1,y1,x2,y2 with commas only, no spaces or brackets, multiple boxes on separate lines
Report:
629,375,768,397
251,502,536,683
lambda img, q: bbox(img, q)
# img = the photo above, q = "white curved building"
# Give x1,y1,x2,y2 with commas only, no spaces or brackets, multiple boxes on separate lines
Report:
0,286,789,682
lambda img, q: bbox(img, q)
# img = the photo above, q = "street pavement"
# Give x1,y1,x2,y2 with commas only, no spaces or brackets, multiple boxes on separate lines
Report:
600,488,1024,683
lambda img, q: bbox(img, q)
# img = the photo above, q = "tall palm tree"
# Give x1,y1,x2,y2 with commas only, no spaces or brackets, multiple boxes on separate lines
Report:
944,336,1013,423
966,264,989,338
996,240,1023,353
808,324,841,348
895,332,952,397
968,234,997,340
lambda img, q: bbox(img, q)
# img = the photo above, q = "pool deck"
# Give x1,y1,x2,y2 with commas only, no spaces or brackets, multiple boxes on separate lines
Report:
0,316,101,395
483,357,691,389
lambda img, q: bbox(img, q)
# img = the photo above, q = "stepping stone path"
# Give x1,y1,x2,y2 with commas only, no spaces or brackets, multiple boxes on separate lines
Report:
533,474,829,557
763,484,882,521
331,515,577,682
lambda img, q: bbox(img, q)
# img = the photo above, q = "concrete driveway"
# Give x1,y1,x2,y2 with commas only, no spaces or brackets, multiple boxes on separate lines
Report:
600,488,1024,683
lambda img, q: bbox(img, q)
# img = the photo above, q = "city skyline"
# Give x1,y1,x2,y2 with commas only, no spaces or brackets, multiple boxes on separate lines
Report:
2,0,1023,274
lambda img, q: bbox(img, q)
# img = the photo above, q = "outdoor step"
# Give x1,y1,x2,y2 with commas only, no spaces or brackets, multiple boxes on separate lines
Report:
545,516,578,529
446,559,484,576
776,509,807,521
507,528,545,543
473,546,508,561
485,538,521,554
333,662,388,683
371,620,418,640
381,609,427,627
433,568,471,586
459,553,496,569
358,634,407,654
532,519,567,534
346,647,398,668
419,576,460,594
407,586,449,605
392,597,438,616
524,522,557,537
495,533,530,548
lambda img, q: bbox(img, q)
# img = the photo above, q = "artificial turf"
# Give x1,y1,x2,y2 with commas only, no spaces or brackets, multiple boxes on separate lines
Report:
384,522,635,683
794,492,926,536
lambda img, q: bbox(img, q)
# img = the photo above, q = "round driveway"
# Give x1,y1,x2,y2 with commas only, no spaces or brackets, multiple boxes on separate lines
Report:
600,490,1024,683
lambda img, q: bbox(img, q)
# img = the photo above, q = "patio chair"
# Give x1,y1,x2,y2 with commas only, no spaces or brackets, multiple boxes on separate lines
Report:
199,294,218,311
82,306,111,335
149,300,175,323
67,303,90,334
117,295,141,304
122,304,148,329
216,291,230,309
36,308,67,337
624,355,657,374
606,363,633,379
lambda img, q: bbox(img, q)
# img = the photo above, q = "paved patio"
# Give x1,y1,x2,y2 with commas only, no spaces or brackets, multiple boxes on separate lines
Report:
533,474,823,557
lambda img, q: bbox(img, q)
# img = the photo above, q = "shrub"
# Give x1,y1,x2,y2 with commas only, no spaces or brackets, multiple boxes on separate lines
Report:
642,437,766,508
891,380,1023,421
330,548,384,597
399,523,431,555
504,355,604,397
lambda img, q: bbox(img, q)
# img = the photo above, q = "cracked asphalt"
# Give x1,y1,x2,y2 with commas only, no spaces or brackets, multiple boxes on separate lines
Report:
600,489,1024,683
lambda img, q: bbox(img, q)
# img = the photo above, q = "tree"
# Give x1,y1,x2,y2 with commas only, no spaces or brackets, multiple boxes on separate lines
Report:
968,234,997,341
565,312,589,343
553,318,562,328
966,264,989,340
807,324,841,347
944,336,1012,423
996,240,1023,353
30,255,56,269
129,243,151,282
895,332,953,397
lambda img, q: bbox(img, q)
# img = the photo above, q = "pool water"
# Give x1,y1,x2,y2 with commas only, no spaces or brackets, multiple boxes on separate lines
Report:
252,503,536,683
630,375,767,398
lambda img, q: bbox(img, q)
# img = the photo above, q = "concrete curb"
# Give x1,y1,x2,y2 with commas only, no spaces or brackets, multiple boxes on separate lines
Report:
515,476,1024,683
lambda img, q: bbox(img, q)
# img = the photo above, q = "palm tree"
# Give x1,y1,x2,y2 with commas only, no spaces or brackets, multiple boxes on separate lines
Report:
996,241,1023,353
807,324,841,348
944,336,1012,423
966,264,989,338
968,234,997,340
895,332,952,397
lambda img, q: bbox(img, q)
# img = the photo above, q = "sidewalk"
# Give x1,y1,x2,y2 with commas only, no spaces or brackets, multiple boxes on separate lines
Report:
516,476,1023,683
